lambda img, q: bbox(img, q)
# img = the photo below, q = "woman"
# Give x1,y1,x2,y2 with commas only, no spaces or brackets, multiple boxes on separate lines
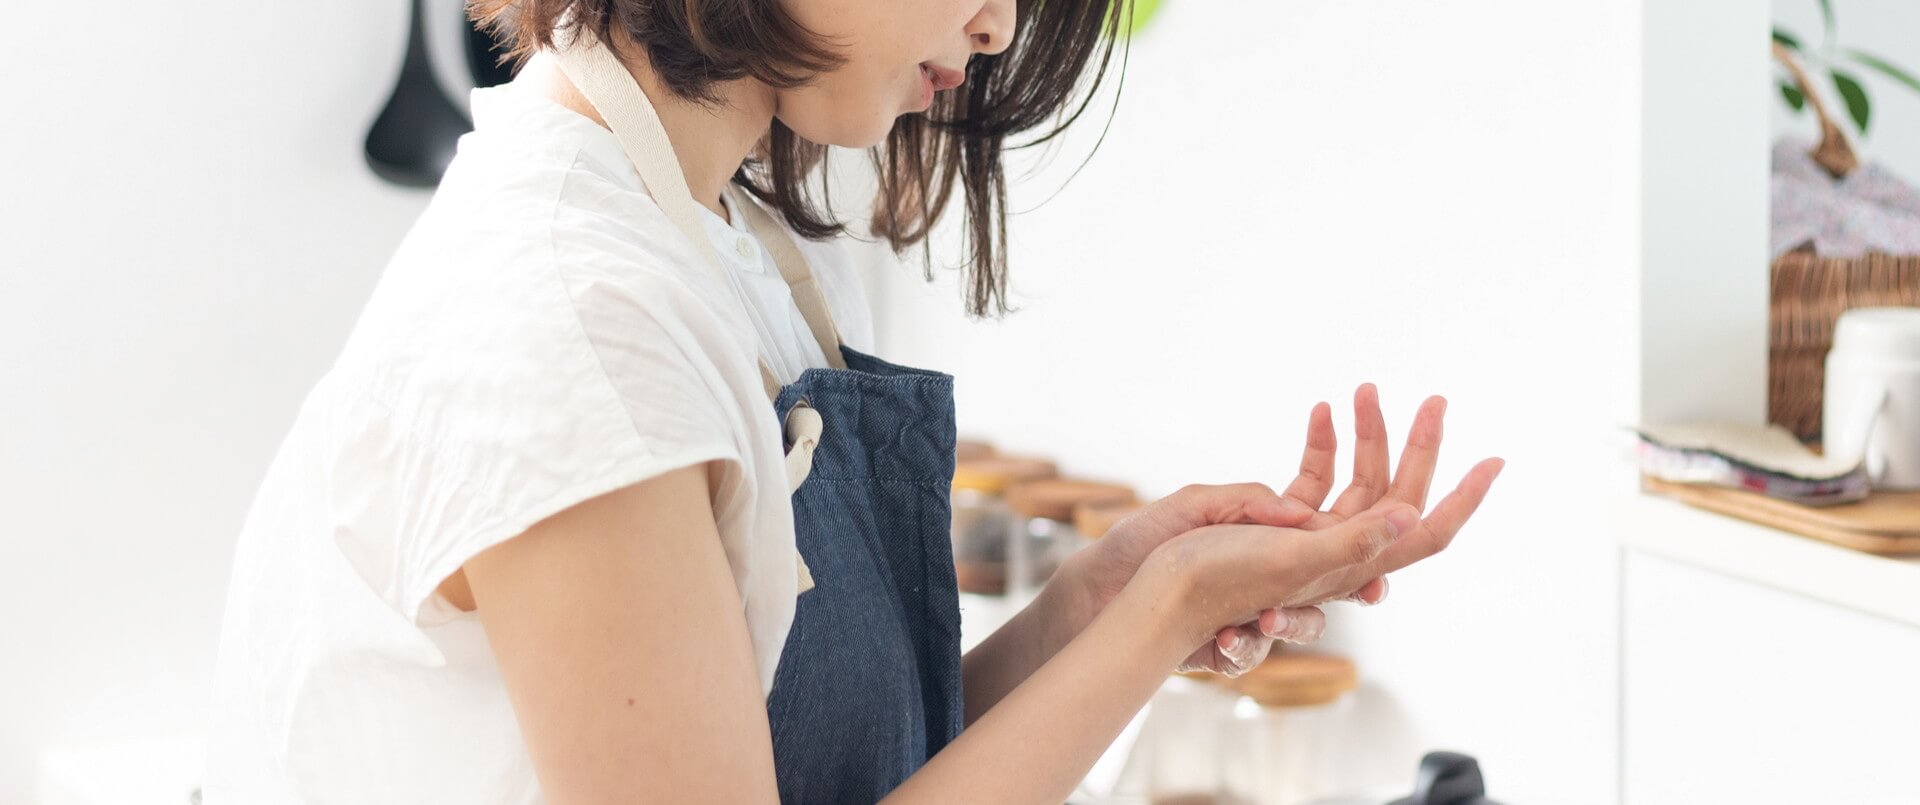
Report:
205,0,1504,801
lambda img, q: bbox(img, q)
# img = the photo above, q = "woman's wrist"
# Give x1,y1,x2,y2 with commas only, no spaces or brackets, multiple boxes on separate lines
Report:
1089,553,1206,674
895,552,1207,804
999,561,1101,671
1048,539,1209,658
1040,551,1104,639
1112,544,1210,651
959,555,1108,724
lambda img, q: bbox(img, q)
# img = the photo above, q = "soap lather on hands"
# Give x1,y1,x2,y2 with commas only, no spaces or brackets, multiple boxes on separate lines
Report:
1060,384,1504,676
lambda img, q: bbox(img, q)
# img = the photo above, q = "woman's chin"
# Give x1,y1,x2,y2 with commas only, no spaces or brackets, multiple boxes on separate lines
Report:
784,112,906,150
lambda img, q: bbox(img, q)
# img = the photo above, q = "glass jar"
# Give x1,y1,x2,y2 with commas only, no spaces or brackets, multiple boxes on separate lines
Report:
1131,674,1239,805
1003,478,1136,600
1074,498,1147,542
1215,654,1360,805
950,456,1058,597
955,438,996,463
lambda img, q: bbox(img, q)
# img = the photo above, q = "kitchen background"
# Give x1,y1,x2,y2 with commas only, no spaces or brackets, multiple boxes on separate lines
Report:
2,0,1916,803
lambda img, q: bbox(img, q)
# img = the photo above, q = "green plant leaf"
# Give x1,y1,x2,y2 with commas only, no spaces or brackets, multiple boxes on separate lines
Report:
1773,28,1803,52
1846,48,1920,95
1101,0,1164,38
1819,0,1835,37
1780,81,1807,111
1832,68,1871,133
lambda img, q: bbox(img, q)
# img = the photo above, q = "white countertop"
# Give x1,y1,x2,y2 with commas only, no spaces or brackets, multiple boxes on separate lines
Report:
38,732,203,805
1622,491,1920,628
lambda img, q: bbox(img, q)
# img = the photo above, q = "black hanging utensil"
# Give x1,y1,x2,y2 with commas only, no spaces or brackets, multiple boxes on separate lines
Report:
364,0,473,187
466,15,516,89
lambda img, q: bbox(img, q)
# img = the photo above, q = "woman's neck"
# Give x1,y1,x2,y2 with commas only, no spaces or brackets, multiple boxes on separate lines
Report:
530,46,775,222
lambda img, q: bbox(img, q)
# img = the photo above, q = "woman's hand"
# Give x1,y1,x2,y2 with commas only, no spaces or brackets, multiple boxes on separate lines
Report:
1055,383,1493,675
1061,482,1326,676
1136,450,1503,656
1254,384,1456,607
920,461,1499,804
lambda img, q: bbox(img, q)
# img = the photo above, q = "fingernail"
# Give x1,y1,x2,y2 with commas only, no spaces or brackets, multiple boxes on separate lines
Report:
1227,632,1247,655
1277,497,1313,518
1262,610,1291,638
1354,581,1385,607
1385,506,1419,538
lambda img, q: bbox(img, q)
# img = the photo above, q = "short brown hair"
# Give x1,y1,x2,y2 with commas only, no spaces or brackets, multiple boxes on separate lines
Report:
471,0,1125,317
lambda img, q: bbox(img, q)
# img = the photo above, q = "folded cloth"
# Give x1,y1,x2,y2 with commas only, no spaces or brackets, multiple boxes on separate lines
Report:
1771,136,1920,261
1635,421,1870,506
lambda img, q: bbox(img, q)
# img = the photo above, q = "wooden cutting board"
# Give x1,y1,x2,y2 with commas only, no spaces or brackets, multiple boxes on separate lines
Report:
1642,476,1920,555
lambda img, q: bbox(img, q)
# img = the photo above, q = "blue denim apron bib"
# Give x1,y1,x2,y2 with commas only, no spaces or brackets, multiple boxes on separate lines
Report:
552,33,965,803
766,348,964,802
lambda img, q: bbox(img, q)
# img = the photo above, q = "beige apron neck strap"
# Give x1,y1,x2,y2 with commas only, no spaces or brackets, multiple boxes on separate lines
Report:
549,30,725,285
550,30,839,397
728,187,846,371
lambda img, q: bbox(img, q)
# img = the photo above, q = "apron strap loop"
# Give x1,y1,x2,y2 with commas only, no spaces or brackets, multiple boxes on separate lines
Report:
782,401,824,593
782,402,824,493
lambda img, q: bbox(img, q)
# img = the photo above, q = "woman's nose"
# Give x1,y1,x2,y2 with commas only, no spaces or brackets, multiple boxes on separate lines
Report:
964,0,1016,56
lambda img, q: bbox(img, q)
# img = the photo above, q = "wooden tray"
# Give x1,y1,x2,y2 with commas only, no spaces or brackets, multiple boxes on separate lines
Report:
1642,476,1920,556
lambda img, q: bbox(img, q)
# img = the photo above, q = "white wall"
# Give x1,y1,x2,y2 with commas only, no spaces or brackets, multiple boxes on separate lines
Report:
0,0,461,800
861,1,1642,800
1640,0,1771,428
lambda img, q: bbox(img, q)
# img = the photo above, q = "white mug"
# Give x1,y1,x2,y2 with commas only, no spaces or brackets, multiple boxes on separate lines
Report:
1824,308,1920,490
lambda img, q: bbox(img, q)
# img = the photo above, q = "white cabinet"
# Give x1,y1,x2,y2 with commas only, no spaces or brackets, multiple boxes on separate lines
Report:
1623,549,1920,804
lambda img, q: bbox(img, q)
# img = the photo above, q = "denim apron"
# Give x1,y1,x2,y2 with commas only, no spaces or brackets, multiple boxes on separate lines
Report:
553,34,965,804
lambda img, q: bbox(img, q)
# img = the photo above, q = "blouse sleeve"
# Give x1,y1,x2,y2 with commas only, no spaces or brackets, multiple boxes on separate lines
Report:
320,211,763,627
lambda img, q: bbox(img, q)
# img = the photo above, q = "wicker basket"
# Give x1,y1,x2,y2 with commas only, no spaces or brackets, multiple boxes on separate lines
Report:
1770,251,1920,441
1766,44,1920,443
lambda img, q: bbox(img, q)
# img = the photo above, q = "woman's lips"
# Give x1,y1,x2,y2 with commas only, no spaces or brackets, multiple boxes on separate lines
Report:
923,63,966,91
917,63,967,110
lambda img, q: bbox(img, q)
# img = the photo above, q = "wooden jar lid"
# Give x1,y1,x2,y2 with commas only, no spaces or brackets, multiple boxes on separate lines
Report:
1226,653,1357,708
952,456,1058,495
1073,499,1146,539
955,439,996,463
1005,479,1137,522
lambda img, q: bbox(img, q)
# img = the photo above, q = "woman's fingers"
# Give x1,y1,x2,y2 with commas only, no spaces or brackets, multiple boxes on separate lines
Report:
1278,505,1418,595
1260,606,1326,644
1329,384,1392,518
1188,605,1329,677
1154,482,1310,535
1384,396,1447,511
1345,576,1388,606
1193,623,1273,676
1344,457,1505,589
1278,401,1338,513
1244,493,1317,529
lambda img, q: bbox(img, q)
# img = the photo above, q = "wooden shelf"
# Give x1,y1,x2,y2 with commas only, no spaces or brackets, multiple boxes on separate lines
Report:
1622,490,1920,628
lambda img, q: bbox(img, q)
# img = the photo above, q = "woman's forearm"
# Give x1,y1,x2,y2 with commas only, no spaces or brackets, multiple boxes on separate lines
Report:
891,571,1193,805
958,566,1098,724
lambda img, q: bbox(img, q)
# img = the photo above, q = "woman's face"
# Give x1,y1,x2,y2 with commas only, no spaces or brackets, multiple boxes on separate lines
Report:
775,0,1017,147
